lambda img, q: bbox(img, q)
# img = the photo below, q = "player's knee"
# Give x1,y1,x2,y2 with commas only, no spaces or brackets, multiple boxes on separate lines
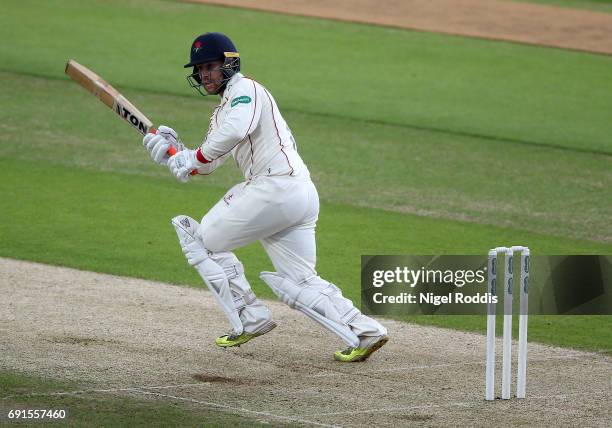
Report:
197,222,230,254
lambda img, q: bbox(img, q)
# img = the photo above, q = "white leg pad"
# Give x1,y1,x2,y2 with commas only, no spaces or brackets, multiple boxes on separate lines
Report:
172,215,243,334
211,252,274,334
260,271,360,347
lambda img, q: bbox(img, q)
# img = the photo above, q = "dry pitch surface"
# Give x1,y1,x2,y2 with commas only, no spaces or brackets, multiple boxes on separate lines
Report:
191,0,612,56
2,258,611,426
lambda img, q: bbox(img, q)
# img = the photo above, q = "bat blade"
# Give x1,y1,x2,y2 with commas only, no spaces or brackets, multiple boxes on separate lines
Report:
65,59,154,136
64,59,194,175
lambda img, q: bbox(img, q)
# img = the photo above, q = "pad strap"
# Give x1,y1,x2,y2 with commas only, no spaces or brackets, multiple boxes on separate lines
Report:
223,263,245,280
233,290,257,311
261,272,360,347
319,284,360,324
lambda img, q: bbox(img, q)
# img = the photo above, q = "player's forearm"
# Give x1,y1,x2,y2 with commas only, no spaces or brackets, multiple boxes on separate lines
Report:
195,153,227,175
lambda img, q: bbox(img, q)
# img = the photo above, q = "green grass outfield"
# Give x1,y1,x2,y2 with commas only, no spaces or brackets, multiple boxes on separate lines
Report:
1,0,611,404
2,0,612,156
0,372,269,426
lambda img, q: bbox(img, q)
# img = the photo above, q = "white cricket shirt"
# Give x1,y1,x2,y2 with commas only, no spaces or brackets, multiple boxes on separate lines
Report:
196,73,309,180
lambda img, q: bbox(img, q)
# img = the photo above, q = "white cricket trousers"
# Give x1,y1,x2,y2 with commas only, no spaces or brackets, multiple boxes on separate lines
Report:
197,174,384,339
199,174,319,282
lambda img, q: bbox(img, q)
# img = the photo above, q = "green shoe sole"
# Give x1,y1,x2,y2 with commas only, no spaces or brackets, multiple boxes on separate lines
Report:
334,335,389,362
215,322,277,348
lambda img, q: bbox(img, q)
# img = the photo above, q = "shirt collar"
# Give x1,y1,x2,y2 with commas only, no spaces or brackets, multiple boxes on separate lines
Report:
225,72,243,92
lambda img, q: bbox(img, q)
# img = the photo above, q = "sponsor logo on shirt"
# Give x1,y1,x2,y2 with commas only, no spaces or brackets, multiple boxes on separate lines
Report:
231,95,252,107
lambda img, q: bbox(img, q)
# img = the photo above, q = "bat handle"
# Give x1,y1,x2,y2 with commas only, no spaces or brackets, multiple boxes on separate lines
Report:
148,128,197,176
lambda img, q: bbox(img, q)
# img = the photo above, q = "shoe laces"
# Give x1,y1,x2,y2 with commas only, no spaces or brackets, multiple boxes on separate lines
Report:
224,330,241,340
340,347,355,355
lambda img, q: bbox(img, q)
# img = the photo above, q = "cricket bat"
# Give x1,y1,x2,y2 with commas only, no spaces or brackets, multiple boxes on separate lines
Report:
64,59,178,156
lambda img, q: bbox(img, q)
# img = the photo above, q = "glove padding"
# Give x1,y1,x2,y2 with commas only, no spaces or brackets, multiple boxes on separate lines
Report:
142,125,185,165
168,149,202,183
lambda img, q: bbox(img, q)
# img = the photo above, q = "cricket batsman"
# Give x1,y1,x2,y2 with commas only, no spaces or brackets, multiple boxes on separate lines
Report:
142,32,388,362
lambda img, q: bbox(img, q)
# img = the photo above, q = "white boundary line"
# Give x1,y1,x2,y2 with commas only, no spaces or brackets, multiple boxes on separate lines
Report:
2,383,338,428
133,390,339,428
4,383,607,424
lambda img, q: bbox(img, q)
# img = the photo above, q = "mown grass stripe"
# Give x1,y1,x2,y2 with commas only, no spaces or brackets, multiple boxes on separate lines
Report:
3,67,608,158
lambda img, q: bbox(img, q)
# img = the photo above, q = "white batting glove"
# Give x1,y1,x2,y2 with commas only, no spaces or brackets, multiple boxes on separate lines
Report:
142,125,185,165
168,149,201,183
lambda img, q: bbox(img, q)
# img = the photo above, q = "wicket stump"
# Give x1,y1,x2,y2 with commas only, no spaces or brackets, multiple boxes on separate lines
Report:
485,246,530,401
